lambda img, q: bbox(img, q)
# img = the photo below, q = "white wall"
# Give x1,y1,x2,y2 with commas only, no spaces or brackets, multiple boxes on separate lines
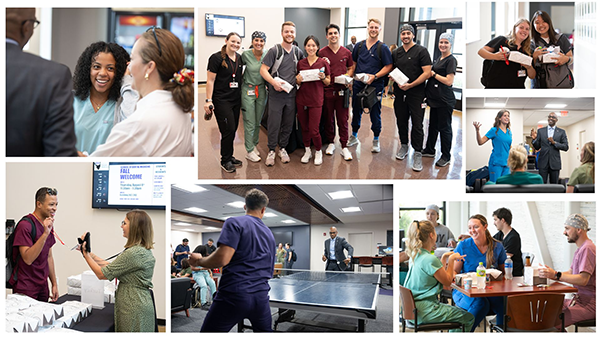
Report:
564,115,595,176
6,163,167,320
309,221,391,271
170,230,202,255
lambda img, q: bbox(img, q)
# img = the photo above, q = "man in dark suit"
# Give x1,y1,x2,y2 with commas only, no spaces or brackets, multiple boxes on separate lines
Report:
531,112,569,183
322,226,354,271
346,35,357,52
6,8,77,156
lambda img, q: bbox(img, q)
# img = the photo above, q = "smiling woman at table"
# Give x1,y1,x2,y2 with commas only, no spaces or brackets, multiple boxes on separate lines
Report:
452,214,507,332
404,220,474,332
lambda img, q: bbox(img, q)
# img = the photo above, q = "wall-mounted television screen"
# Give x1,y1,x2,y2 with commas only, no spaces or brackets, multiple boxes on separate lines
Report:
272,231,293,246
378,245,393,256
92,162,166,210
205,13,245,37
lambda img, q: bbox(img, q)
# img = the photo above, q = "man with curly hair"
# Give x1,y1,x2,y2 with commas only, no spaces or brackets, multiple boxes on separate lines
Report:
6,8,77,156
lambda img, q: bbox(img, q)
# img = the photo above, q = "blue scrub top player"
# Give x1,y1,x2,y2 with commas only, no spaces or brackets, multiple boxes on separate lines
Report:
189,189,276,332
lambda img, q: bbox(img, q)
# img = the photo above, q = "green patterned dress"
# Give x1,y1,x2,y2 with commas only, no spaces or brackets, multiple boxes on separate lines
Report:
101,245,156,332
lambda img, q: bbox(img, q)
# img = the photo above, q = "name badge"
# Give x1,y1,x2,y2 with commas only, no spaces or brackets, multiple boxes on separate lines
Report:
230,82,239,88
518,70,526,77
338,90,344,96
421,103,427,109
247,89,255,96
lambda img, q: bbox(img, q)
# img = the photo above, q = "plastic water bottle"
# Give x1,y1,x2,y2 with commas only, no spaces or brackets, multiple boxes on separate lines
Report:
505,256,513,280
476,262,486,289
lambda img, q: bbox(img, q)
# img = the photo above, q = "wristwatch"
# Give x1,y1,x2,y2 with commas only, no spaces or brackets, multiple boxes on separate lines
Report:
205,99,212,103
373,75,378,81
556,271,562,280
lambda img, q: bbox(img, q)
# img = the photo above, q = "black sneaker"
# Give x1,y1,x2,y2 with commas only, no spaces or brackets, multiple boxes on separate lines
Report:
421,151,435,158
435,158,450,167
221,161,236,173
201,303,211,311
231,157,243,167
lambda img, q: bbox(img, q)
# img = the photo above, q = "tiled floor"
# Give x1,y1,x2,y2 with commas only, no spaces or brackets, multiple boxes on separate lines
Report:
198,85,462,180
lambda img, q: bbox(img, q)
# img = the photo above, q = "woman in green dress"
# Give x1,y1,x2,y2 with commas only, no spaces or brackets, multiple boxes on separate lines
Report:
80,210,156,332
276,242,286,264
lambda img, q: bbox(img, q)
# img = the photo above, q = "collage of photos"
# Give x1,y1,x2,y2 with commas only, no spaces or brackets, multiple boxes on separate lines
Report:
2,2,597,335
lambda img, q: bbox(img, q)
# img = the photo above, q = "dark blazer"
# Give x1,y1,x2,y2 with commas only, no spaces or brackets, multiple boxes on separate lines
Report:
6,42,77,156
532,126,568,170
346,43,355,53
324,236,354,270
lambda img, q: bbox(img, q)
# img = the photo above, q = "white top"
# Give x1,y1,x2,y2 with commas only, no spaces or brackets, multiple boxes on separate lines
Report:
91,90,193,157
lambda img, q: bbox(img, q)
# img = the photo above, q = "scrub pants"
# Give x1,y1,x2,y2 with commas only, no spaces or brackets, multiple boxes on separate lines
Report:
453,291,504,332
193,270,217,305
488,164,510,183
297,104,322,150
394,93,425,152
15,283,49,302
539,167,559,184
241,84,267,152
424,105,453,161
412,299,474,333
201,290,272,332
214,99,241,165
351,83,383,137
559,297,596,328
266,95,296,152
322,92,349,147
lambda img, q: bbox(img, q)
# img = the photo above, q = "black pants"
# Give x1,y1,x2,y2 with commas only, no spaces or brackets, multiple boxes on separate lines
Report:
424,105,453,160
539,167,559,184
326,260,345,271
394,93,425,152
214,99,241,165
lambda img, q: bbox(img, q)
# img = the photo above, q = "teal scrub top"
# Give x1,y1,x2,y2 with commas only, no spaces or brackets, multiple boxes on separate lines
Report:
404,248,443,302
73,97,116,153
496,171,544,185
485,127,512,166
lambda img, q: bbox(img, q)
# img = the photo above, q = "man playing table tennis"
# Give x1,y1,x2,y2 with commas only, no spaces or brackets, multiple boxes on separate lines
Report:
322,226,354,271
188,189,276,332
538,214,596,330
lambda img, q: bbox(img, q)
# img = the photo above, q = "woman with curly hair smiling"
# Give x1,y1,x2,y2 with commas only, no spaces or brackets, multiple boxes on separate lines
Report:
73,41,138,153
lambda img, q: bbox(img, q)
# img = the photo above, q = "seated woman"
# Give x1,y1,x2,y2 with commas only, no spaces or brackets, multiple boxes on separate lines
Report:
72,42,138,153
177,258,192,278
452,214,507,332
191,245,217,310
404,220,474,332
496,145,543,184
567,141,594,192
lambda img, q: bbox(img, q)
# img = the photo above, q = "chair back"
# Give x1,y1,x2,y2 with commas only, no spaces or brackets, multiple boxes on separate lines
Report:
574,184,594,193
372,257,382,266
399,285,416,321
381,256,393,266
506,293,564,331
358,257,372,265
274,263,283,277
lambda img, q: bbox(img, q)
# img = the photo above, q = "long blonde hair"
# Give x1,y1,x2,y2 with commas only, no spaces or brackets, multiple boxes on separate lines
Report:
507,19,532,56
406,220,435,261
507,145,528,172
125,210,154,249
469,214,499,268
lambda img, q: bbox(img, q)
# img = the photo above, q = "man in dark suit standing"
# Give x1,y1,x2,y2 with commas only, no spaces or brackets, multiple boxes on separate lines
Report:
6,8,77,156
346,35,357,52
322,226,354,271
531,112,569,183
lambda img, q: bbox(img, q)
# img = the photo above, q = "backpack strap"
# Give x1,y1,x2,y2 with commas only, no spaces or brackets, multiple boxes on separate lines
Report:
270,44,284,77
9,217,36,284
358,40,383,67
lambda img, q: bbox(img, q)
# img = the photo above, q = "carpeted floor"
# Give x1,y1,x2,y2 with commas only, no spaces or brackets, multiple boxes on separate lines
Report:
171,286,393,333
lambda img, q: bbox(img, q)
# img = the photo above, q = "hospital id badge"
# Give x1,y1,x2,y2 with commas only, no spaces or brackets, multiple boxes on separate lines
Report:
517,70,526,77
247,89,255,96
230,82,239,88
421,102,427,109
338,90,344,96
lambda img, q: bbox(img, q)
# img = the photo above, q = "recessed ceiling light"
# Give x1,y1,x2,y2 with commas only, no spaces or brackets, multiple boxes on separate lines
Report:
328,190,354,200
205,226,219,230
221,216,232,220
282,220,296,224
184,207,207,213
263,212,278,217
173,184,207,193
537,120,548,124
227,201,246,208
484,103,506,108
341,206,362,213
173,222,192,226
545,104,567,109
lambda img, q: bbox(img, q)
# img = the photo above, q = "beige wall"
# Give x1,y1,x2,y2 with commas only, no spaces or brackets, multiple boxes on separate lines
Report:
6,163,167,320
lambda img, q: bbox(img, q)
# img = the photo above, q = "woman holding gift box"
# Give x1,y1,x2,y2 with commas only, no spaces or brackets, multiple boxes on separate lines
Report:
295,35,330,165
473,110,513,183
478,19,536,88
530,10,574,88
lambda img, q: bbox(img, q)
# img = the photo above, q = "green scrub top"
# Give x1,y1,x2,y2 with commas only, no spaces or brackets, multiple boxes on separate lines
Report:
241,49,266,86
73,97,116,153
404,248,443,302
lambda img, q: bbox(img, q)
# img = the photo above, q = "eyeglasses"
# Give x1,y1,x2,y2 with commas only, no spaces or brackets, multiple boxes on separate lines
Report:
22,19,40,29
46,188,58,196
547,115,558,119
146,26,163,57
329,231,337,234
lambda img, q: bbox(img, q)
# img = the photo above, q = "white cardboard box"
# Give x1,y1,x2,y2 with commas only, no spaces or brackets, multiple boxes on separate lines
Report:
508,51,533,66
299,69,320,82
273,77,293,93
334,75,353,85
389,68,409,85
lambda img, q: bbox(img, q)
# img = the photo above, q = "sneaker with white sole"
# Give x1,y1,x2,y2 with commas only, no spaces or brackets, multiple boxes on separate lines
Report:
371,139,381,153
301,147,312,164
221,161,236,173
412,152,423,171
265,151,276,166
341,147,353,161
246,151,261,162
435,157,450,167
347,135,359,147
396,144,409,160
325,143,335,155
279,148,290,163
314,150,323,165
421,151,435,158
252,146,260,156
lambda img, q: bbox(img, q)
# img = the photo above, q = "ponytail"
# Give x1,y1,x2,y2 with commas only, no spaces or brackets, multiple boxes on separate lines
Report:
220,44,228,68
406,220,436,261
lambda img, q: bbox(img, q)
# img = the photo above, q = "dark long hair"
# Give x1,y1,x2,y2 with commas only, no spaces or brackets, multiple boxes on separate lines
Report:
469,214,500,269
493,109,511,135
73,42,130,101
220,32,241,68
531,10,559,45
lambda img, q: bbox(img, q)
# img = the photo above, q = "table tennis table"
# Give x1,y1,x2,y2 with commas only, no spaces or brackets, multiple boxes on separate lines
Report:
267,271,381,332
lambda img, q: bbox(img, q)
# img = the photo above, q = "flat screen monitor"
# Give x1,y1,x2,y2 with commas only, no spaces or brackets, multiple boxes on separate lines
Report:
272,231,293,246
92,162,166,210
205,13,245,37
378,245,393,256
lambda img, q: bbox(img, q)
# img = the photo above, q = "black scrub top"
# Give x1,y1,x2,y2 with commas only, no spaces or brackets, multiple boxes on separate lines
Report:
426,54,457,108
391,44,432,96
484,35,531,89
207,51,243,102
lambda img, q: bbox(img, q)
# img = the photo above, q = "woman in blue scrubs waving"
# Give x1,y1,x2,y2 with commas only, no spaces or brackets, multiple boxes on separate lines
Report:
473,109,512,182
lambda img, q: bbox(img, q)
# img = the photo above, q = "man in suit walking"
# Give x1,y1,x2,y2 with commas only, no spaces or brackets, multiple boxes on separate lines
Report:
346,35,357,52
322,226,354,271
6,8,77,156
530,112,569,183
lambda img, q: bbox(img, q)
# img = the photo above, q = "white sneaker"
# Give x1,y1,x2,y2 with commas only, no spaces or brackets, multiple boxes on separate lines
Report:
341,147,353,161
252,146,260,156
279,148,290,163
314,150,323,165
245,151,261,162
325,143,336,155
371,139,381,153
301,147,312,164
265,151,276,166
